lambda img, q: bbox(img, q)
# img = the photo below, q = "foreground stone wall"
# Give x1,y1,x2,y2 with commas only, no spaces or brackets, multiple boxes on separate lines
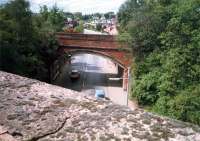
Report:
0,71,200,141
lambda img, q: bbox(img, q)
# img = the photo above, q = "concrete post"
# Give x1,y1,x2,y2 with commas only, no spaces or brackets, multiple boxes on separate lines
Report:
122,68,128,91
127,67,131,106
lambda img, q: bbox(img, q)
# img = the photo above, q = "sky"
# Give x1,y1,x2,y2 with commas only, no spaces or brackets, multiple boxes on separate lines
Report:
0,0,126,14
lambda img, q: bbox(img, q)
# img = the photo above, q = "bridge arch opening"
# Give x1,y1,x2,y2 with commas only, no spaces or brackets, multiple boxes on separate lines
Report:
54,33,131,104
64,49,126,69
63,50,128,91
55,47,130,92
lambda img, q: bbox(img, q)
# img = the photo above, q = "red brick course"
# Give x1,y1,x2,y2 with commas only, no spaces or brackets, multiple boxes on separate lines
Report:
56,32,132,67
56,33,132,91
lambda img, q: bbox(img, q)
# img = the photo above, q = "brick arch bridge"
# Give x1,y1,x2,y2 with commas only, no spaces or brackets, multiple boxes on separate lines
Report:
56,32,132,90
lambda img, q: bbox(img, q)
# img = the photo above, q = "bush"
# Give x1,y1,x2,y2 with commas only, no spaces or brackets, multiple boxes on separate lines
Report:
118,0,200,125
153,85,200,125
133,71,161,105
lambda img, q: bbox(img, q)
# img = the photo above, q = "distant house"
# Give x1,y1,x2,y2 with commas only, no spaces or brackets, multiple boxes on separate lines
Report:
103,18,118,35
83,15,118,35
103,25,118,35
63,18,80,33
64,18,78,28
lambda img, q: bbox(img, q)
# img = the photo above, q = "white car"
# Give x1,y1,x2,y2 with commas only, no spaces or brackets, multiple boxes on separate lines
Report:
95,89,105,98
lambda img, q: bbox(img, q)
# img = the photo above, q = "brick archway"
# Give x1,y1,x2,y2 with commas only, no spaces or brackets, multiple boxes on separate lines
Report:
56,33,132,91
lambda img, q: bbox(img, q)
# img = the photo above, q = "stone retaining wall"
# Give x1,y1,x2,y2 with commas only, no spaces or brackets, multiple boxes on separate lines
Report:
0,71,200,141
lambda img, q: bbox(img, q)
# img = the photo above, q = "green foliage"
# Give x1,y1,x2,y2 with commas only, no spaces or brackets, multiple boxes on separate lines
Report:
74,12,82,20
33,5,65,33
0,0,60,82
74,21,84,33
104,12,115,19
0,0,37,76
133,70,161,105
153,85,200,125
96,23,102,32
118,0,200,125
93,13,101,19
64,12,74,19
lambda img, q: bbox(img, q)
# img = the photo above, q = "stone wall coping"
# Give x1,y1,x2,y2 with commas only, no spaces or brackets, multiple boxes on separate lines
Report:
0,71,200,141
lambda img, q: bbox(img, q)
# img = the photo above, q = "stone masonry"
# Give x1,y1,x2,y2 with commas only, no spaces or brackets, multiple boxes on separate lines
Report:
0,71,200,141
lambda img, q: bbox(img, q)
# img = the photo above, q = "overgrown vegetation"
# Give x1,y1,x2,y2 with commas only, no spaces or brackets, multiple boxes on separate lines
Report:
0,0,65,82
118,0,200,125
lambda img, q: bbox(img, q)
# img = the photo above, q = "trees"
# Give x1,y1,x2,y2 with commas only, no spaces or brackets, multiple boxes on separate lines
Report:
0,0,39,76
118,0,200,125
93,13,101,19
74,12,82,20
104,12,115,19
0,0,60,82
96,23,102,32
74,20,84,33
33,5,65,33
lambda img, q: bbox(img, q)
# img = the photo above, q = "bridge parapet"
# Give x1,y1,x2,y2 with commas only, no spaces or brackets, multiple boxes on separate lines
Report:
56,32,117,41
56,32,128,49
0,71,200,140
